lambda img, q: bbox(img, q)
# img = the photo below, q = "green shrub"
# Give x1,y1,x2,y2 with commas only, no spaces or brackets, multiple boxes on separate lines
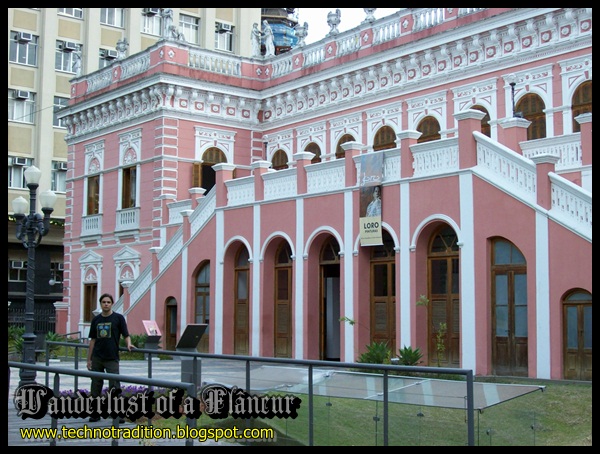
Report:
397,345,423,366
357,341,392,367
120,333,147,349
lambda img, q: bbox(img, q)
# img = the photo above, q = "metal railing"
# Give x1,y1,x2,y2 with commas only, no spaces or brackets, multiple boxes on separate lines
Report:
10,341,476,446
9,360,197,447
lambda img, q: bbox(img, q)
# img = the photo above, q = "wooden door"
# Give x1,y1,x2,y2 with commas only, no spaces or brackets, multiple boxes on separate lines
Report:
427,227,460,367
492,239,528,377
274,242,292,358
319,238,341,360
428,257,460,367
165,298,177,352
370,232,396,352
234,248,249,355
563,292,592,380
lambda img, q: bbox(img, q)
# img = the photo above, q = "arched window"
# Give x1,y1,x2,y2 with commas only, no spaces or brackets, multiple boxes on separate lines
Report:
193,147,227,193
516,93,546,140
571,81,592,133
271,149,289,170
305,142,322,164
416,116,441,143
373,125,396,151
472,105,491,138
335,133,356,159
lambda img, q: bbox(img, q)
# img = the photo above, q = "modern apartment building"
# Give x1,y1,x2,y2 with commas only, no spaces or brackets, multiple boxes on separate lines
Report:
8,8,263,335
59,8,592,380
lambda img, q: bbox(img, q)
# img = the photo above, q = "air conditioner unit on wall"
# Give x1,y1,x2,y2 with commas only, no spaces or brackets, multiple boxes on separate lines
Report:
14,90,30,100
63,41,78,52
217,23,232,32
10,260,25,269
105,49,118,59
59,162,69,171
143,8,160,15
12,157,28,166
57,263,65,271
17,32,33,42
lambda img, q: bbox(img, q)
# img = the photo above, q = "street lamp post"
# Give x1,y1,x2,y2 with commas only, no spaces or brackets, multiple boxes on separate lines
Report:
12,165,57,386
507,73,522,118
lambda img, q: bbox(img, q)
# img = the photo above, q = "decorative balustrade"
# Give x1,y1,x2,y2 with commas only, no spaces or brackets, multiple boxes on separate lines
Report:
81,214,102,237
168,200,193,225
412,138,459,177
521,133,582,172
549,173,592,236
188,50,241,76
226,176,255,206
263,168,297,200
475,134,537,201
306,159,346,194
78,8,498,93
116,207,140,232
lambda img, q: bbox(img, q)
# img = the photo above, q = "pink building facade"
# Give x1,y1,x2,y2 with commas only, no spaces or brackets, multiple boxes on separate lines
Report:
60,8,592,380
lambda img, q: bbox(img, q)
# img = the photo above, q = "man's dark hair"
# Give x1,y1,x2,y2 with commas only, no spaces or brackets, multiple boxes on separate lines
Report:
98,293,114,304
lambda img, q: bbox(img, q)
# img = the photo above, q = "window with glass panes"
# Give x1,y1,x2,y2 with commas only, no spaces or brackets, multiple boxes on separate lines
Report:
58,8,83,19
8,157,33,188
9,31,38,66
215,25,234,52
142,12,162,36
55,41,81,73
87,174,100,215
52,161,68,193
179,14,200,44
100,8,125,27
53,96,69,127
121,165,137,209
8,90,35,123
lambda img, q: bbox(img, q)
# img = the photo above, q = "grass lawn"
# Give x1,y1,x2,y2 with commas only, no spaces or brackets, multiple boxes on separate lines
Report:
146,375,591,446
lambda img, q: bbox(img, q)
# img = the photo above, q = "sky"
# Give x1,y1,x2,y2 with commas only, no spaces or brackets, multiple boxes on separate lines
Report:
295,8,400,45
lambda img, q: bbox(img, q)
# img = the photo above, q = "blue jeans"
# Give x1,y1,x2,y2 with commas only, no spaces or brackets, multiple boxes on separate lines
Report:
90,356,120,397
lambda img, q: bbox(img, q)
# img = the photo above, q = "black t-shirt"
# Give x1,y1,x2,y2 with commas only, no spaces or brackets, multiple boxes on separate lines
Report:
89,311,129,361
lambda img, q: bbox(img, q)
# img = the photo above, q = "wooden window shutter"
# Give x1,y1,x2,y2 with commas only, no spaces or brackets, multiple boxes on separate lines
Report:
192,162,202,187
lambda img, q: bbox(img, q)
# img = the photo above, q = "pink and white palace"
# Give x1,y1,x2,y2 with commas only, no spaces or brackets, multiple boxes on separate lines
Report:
59,8,592,380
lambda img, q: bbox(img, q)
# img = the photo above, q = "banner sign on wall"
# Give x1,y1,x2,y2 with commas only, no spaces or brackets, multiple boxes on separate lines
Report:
359,152,383,246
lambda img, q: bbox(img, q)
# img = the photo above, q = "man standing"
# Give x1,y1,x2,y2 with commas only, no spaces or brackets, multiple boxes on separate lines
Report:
87,293,134,422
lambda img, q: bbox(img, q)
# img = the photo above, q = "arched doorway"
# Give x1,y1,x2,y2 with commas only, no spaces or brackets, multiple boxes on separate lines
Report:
571,81,592,133
194,147,227,193
320,236,341,360
194,261,210,353
373,125,396,151
427,226,460,367
472,105,491,137
416,116,441,143
335,133,356,159
563,290,592,380
305,142,322,164
271,149,289,170
165,297,178,352
516,93,546,140
370,230,396,352
274,242,293,358
234,246,250,355
491,238,528,376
